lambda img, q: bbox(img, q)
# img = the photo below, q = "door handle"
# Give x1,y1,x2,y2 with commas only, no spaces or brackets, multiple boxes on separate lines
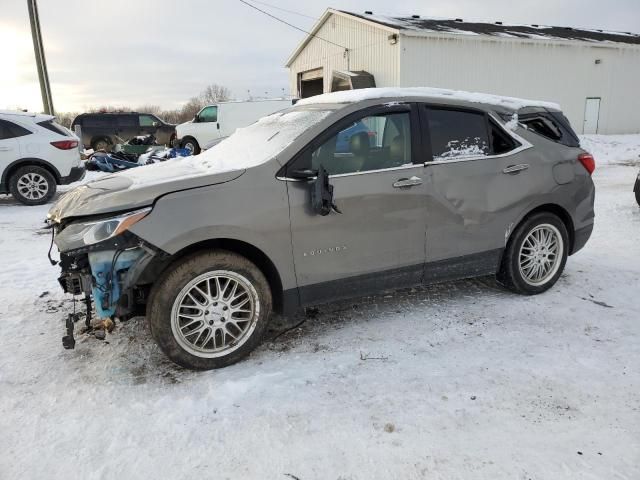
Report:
0,146,12,151
502,164,529,174
393,176,423,188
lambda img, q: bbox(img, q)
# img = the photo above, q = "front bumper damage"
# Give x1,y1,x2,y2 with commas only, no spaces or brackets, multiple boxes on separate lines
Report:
54,230,159,348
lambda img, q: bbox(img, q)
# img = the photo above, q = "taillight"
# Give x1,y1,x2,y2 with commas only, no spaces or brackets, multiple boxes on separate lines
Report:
578,152,595,175
50,140,78,150
367,131,377,137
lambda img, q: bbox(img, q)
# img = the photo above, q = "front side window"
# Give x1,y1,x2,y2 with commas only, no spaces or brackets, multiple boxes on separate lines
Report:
138,115,157,127
427,108,489,160
307,112,412,175
0,119,32,140
198,106,218,123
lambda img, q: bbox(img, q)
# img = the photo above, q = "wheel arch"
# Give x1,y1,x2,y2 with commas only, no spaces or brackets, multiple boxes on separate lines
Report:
91,136,112,148
141,238,286,313
2,158,62,186
508,203,575,254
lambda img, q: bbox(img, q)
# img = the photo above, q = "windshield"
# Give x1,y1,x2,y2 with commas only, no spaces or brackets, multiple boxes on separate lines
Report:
114,106,335,187
196,107,333,171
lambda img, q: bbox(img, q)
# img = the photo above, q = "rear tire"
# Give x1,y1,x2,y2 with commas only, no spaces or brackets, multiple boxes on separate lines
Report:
497,212,569,295
91,137,110,151
181,137,200,155
9,165,56,205
635,180,640,206
147,250,272,370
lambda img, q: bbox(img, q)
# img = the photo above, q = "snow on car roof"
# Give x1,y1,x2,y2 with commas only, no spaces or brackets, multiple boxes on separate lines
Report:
344,11,640,45
296,87,561,111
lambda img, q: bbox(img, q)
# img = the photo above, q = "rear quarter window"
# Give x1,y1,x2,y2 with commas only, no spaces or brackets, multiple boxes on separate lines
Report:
37,120,70,137
519,112,580,148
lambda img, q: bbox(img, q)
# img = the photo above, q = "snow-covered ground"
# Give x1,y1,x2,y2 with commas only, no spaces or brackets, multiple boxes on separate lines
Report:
1,137,639,479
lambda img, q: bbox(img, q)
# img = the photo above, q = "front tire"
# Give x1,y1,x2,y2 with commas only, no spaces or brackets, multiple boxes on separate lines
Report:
147,250,272,370
9,165,56,205
497,212,569,295
181,137,200,155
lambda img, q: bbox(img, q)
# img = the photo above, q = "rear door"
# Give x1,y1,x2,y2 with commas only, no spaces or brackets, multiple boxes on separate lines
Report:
419,105,536,279
283,104,428,305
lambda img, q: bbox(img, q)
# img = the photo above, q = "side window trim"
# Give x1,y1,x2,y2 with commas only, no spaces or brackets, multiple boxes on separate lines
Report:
281,103,420,179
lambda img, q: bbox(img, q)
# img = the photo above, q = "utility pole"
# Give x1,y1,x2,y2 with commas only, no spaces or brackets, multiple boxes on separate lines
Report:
27,0,54,115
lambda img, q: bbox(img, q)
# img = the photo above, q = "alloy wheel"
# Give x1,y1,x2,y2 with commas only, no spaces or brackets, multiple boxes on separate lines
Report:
170,270,259,358
16,173,49,201
518,223,564,286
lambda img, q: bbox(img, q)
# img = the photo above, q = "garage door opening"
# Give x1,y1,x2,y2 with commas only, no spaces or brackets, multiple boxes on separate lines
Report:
298,68,324,99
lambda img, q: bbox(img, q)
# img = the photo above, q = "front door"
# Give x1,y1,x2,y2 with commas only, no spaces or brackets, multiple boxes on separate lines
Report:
583,97,601,134
419,105,536,280
192,106,220,145
283,105,428,305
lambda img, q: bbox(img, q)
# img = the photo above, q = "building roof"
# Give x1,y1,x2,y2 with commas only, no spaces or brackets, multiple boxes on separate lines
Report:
343,10,640,46
295,86,560,112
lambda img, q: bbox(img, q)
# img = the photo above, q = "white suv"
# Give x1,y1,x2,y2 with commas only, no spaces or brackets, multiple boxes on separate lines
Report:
0,110,84,205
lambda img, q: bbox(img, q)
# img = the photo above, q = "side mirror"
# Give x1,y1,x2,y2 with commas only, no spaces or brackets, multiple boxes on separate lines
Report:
310,165,341,216
152,121,160,127
193,116,199,123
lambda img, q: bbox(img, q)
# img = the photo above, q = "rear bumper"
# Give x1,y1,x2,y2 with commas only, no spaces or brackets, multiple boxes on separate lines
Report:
571,223,593,255
60,166,86,185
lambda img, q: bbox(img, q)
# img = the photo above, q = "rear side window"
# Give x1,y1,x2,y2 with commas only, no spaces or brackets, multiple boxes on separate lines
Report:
117,115,137,127
427,108,489,160
37,120,70,137
82,115,117,128
0,119,32,140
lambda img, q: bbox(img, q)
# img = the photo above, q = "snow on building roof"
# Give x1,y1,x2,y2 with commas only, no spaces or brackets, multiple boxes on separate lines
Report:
296,87,561,111
343,10,640,46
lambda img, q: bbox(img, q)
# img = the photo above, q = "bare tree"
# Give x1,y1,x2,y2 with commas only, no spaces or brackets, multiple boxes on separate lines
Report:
200,84,231,104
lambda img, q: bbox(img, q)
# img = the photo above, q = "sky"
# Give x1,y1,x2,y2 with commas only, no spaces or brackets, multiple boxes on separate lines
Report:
2,0,640,113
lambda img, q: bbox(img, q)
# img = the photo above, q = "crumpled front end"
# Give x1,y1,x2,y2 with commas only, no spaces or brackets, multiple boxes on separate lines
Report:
49,206,162,348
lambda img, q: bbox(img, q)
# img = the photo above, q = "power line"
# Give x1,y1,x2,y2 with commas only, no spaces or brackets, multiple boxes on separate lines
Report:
248,0,317,20
237,0,349,51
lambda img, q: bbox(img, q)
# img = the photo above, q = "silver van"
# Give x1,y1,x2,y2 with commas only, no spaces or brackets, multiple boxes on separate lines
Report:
48,88,595,370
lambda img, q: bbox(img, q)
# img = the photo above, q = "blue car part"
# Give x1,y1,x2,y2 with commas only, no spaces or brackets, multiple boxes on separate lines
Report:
88,248,145,318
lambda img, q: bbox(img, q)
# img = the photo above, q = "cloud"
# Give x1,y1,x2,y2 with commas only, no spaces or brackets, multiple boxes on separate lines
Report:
3,0,640,112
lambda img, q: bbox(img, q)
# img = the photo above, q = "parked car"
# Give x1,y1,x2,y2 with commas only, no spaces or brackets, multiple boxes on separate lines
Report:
48,87,595,370
71,112,176,151
0,110,84,205
177,99,294,154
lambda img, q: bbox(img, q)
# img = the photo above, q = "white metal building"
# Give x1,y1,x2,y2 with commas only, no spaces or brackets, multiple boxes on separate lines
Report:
286,9,640,134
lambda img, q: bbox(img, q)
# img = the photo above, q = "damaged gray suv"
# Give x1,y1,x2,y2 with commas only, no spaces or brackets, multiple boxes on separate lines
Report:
48,87,595,370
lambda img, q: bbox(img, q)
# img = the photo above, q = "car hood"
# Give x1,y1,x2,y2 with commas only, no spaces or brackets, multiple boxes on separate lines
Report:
48,164,245,222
